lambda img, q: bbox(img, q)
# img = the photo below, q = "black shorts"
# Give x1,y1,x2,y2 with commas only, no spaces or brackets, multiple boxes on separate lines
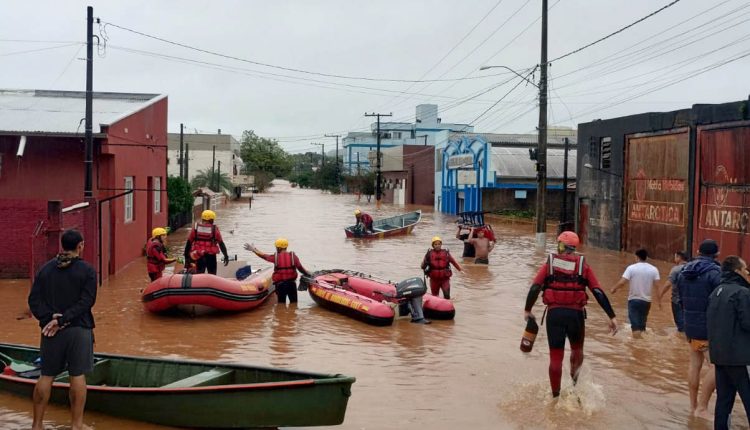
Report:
40,326,94,377
546,307,585,349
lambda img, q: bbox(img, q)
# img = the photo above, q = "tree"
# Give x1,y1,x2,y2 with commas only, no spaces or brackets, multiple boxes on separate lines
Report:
191,167,233,193
240,130,292,190
167,175,193,229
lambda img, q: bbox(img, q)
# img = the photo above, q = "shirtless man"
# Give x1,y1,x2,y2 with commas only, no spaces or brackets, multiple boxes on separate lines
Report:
465,227,494,264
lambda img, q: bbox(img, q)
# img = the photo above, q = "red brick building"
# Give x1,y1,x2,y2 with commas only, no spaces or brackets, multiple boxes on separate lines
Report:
379,145,435,206
0,89,168,280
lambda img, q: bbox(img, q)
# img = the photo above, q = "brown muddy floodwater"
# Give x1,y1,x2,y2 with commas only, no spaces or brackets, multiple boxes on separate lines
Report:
1,180,748,430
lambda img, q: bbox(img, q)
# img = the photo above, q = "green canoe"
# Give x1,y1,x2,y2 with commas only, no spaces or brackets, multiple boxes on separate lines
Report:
0,343,355,428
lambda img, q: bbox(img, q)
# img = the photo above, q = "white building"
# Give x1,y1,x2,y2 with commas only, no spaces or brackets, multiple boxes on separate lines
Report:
342,104,473,174
167,132,243,184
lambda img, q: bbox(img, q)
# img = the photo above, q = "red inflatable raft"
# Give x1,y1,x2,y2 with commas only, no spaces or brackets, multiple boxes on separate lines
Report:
142,267,274,314
302,269,455,325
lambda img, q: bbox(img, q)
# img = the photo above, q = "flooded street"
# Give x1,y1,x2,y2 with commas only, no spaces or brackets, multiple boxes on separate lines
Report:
1,180,748,429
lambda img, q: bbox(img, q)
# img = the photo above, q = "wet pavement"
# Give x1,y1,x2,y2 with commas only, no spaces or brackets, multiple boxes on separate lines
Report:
0,180,748,429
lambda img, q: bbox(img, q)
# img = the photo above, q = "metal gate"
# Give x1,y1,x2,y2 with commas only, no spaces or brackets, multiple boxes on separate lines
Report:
623,128,689,261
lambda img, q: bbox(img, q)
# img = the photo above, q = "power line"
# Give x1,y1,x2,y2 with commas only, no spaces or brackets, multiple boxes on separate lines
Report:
469,67,537,125
375,0,506,111
102,21,521,84
549,0,684,63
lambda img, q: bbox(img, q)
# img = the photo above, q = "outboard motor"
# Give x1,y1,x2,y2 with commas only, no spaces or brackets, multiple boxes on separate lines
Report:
395,277,427,298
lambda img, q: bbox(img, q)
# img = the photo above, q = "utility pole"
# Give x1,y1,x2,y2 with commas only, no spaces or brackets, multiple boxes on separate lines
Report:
185,143,189,182
365,112,393,208
211,145,216,191
217,160,221,193
325,134,342,187
312,143,325,168
535,0,549,248
356,152,361,176
560,137,569,230
179,123,184,180
84,6,94,199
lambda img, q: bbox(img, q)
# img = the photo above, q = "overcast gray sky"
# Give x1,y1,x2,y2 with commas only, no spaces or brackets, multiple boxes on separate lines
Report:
2,0,748,153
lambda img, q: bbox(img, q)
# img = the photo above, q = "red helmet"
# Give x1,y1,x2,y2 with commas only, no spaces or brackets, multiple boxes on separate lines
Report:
557,231,580,248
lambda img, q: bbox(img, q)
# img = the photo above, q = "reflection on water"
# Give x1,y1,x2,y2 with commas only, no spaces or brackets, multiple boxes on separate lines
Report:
0,181,747,429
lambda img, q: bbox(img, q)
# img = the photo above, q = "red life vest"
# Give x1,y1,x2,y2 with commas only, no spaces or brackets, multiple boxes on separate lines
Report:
359,213,373,228
426,249,453,280
191,222,219,254
146,239,165,273
273,251,297,283
541,253,589,309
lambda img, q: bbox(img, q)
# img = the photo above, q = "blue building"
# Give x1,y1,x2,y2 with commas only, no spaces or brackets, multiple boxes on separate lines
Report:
342,104,472,174
437,132,577,219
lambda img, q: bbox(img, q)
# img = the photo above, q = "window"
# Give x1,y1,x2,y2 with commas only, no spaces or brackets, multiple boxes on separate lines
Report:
600,137,612,169
154,177,161,213
124,176,134,222
436,150,443,172
392,131,402,139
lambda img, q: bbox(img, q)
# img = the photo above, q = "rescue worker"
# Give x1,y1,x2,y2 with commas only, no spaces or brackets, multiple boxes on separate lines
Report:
420,236,462,299
244,238,310,304
524,231,618,398
184,210,229,275
146,227,176,281
354,208,374,234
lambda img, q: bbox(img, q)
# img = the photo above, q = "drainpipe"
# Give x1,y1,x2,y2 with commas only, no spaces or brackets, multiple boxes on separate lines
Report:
16,135,27,158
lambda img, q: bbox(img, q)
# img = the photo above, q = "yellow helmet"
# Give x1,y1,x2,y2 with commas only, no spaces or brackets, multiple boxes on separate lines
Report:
274,237,289,249
431,236,442,245
152,227,167,239
354,208,361,216
201,210,216,221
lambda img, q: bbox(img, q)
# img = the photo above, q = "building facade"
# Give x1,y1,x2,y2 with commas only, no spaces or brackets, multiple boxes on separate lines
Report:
378,145,435,206
342,104,473,175
438,132,576,220
576,98,750,261
167,132,243,185
0,89,168,280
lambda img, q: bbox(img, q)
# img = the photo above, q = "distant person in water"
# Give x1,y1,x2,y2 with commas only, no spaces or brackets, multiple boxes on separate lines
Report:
658,251,689,333
610,248,661,338
464,227,494,264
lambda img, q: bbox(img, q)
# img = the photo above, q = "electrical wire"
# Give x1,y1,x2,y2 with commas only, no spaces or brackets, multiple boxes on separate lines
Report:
549,0,684,63
102,21,525,84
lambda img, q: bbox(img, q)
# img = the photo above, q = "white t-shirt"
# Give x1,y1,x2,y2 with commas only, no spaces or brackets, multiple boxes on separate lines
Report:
622,261,661,302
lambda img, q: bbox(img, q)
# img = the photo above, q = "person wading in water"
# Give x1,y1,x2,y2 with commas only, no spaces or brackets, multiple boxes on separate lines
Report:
421,236,462,299
524,231,618,398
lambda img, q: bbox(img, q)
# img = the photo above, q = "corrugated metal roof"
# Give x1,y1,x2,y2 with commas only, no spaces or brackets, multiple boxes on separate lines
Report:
451,132,577,146
490,147,577,180
0,89,164,135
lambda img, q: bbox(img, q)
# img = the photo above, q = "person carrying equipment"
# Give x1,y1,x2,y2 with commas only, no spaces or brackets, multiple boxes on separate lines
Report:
524,231,618,398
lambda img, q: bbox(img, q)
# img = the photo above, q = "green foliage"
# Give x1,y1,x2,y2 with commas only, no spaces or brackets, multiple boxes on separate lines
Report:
167,176,193,218
342,172,375,195
492,209,535,219
190,167,233,193
240,130,292,190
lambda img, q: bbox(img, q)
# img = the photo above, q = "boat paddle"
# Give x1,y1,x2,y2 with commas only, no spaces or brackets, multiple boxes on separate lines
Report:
0,352,37,374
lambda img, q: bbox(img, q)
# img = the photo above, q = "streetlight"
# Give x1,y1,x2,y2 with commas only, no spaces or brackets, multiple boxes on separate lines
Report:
479,65,539,88
480,62,547,248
